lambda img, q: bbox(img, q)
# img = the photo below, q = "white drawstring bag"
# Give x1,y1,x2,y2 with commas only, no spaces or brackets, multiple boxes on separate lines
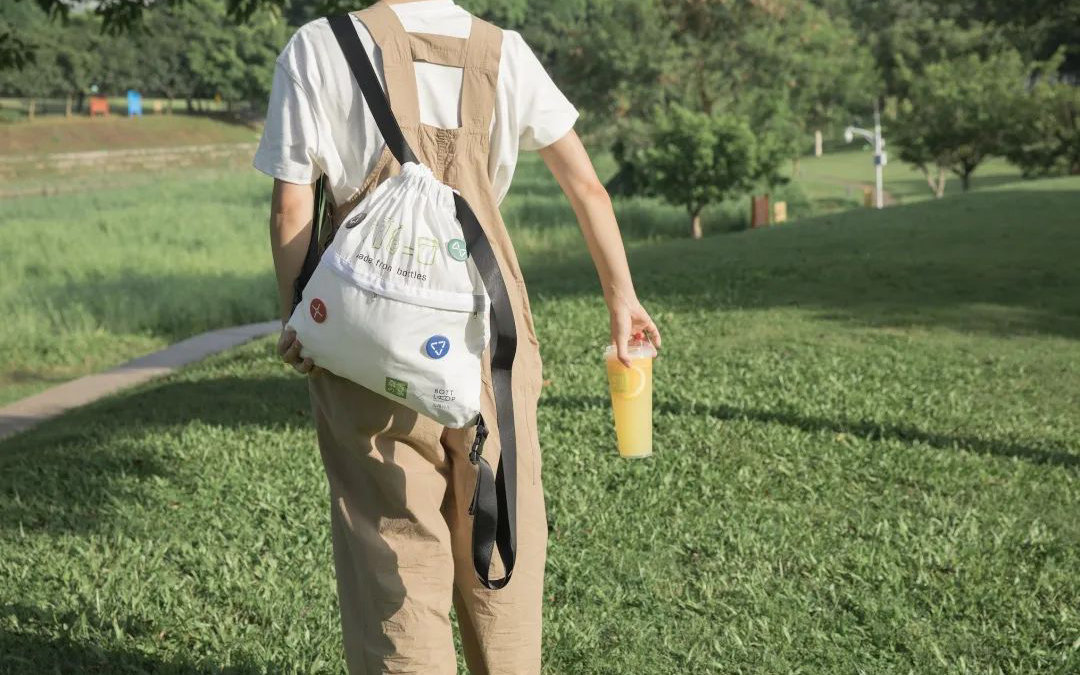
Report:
286,162,489,428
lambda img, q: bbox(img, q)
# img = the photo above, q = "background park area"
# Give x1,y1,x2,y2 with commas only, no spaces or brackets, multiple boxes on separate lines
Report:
1,0,1078,673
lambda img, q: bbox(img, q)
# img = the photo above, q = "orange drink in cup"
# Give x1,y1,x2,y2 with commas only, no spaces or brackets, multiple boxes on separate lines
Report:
604,337,657,458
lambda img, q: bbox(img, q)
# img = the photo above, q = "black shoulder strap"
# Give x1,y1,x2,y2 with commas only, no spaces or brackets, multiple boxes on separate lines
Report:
292,173,330,313
325,12,519,590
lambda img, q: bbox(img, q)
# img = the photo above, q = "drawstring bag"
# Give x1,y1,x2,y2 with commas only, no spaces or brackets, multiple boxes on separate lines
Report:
293,161,490,428
286,13,520,591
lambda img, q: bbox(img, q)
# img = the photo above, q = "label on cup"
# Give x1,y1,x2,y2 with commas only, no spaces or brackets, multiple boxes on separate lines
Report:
608,363,646,398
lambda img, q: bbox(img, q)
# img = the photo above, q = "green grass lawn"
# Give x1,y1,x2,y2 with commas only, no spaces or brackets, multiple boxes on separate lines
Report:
0,116,261,199
0,165,277,404
1,149,1078,672
791,148,1023,209
0,152,699,405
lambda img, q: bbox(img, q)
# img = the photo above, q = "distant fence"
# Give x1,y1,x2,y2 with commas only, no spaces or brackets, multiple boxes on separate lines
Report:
0,97,260,121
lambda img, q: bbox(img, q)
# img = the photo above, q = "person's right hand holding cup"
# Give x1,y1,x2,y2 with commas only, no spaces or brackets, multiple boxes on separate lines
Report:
604,334,657,458
602,284,661,457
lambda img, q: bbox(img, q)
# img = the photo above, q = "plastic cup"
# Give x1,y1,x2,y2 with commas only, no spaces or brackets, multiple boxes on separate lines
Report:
604,338,657,458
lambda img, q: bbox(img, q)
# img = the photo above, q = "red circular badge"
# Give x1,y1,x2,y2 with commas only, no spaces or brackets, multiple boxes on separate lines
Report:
309,298,327,323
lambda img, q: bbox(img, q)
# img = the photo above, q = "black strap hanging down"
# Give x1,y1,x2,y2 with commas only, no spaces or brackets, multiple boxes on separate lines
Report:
326,12,519,590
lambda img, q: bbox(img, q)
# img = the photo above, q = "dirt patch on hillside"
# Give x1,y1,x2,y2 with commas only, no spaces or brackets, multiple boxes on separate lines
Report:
0,114,259,157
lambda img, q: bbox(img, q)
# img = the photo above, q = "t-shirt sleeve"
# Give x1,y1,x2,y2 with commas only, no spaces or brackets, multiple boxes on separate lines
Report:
253,54,323,184
505,31,579,151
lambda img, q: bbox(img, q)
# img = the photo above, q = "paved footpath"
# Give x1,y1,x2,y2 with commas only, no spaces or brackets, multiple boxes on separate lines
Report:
0,321,279,442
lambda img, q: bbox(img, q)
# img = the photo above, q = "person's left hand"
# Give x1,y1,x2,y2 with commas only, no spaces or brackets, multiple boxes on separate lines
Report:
277,325,320,375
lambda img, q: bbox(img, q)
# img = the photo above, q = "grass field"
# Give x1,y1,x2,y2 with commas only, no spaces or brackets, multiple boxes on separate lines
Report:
788,147,1022,209
1,143,1078,673
0,148,711,405
0,136,1046,405
0,116,260,199
0,165,275,404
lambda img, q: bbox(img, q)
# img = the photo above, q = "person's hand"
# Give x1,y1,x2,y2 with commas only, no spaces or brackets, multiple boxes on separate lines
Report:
277,325,320,375
605,285,661,367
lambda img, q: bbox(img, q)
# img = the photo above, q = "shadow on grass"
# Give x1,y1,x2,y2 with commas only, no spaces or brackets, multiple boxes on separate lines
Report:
0,370,414,672
0,614,287,674
541,393,1080,469
522,189,1080,341
0,373,309,536
502,191,738,242
502,164,744,241
887,173,1029,203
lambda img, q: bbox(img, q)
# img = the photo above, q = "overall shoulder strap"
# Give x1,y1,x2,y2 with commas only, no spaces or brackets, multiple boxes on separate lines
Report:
324,12,521,591
409,32,468,66
329,13,417,165
460,17,502,135
353,4,423,129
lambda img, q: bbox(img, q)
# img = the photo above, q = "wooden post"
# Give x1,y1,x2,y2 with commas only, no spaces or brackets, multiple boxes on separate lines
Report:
773,201,788,224
814,130,823,157
751,194,770,228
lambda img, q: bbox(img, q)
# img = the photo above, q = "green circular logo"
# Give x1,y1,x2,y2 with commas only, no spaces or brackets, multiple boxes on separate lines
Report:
447,238,468,262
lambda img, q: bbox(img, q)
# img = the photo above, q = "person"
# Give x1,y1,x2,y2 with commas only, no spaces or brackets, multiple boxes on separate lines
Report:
253,1,661,672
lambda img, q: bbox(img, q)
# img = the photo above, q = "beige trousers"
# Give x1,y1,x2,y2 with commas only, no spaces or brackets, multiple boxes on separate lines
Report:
308,369,547,675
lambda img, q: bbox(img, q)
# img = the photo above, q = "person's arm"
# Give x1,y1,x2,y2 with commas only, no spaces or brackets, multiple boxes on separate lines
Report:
269,178,317,374
537,129,661,367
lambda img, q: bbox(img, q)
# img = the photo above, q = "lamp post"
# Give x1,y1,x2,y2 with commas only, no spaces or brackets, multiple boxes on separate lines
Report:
844,99,886,209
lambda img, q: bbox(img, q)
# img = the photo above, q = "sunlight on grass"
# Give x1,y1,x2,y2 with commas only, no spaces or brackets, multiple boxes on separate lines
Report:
790,148,1023,208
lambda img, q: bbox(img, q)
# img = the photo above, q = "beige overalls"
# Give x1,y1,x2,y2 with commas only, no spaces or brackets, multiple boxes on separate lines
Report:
306,5,547,674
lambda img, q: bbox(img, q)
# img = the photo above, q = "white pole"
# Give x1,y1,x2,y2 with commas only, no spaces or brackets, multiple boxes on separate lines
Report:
874,100,884,209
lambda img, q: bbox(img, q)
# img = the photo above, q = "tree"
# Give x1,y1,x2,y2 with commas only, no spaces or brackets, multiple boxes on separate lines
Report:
520,0,677,145
1002,50,1080,178
0,1,46,76
137,9,198,114
638,104,757,239
562,0,876,197
891,49,1030,195
0,5,65,118
177,0,288,106
780,7,878,150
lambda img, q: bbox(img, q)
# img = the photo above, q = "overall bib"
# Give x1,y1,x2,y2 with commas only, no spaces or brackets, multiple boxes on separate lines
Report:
306,6,547,674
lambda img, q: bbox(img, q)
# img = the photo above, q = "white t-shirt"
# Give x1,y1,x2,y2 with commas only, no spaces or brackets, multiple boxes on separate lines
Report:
253,0,579,206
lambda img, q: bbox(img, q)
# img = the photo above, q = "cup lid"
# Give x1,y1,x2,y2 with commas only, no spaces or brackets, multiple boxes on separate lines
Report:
603,337,657,359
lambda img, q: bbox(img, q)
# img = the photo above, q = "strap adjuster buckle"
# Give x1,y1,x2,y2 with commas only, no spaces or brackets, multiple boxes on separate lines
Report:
469,417,489,464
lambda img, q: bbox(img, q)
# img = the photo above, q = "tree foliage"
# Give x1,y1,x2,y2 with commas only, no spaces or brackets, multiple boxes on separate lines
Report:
3,0,1077,210
638,103,757,238
576,0,877,214
1002,50,1080,178
541,0,876,141
0,0,288,106
810,0,1079,98
891,49,1031,195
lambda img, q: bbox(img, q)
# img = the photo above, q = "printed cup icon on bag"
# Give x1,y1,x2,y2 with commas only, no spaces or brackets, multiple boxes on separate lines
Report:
604,337,657,458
